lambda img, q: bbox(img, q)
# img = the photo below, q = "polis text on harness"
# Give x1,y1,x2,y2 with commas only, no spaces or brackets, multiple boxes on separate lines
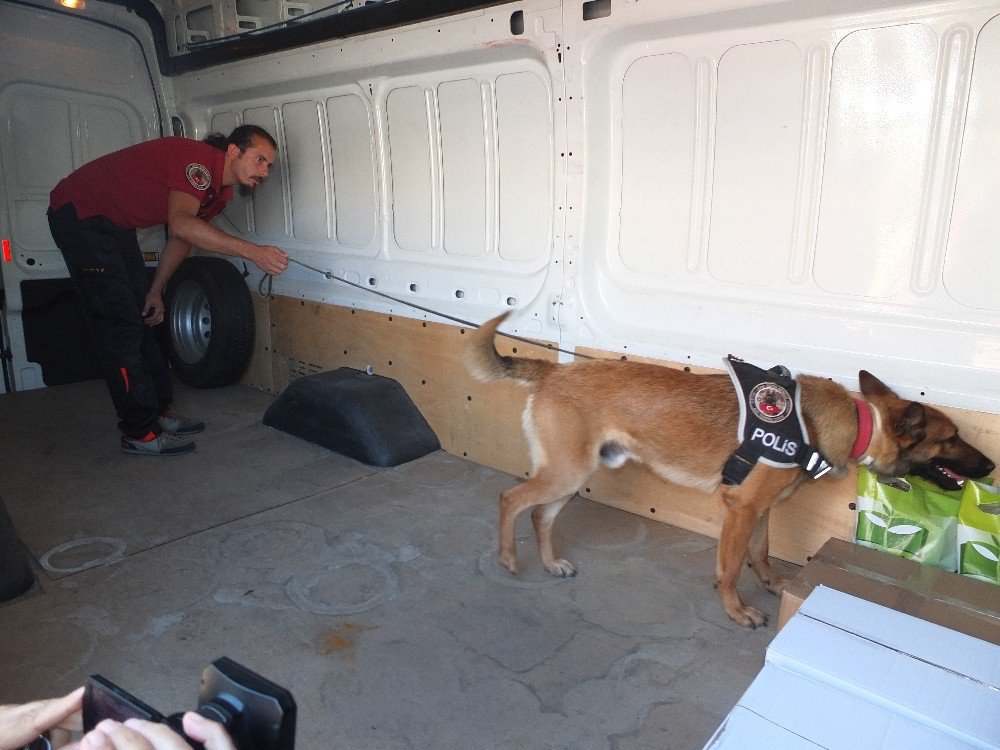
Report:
721,356,832,486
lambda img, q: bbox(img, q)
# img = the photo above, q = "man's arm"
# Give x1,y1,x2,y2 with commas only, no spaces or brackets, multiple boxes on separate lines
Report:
142,235,192,326
166,190,289,276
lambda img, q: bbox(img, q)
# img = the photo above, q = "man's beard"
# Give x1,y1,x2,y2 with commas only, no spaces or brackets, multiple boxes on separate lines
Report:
238,184,256,198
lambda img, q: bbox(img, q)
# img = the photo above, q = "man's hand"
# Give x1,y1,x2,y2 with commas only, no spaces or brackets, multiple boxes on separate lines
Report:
142,291,165,326
250,245,289,276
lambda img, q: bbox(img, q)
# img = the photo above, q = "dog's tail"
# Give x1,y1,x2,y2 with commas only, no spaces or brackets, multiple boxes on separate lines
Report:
464,312,555,386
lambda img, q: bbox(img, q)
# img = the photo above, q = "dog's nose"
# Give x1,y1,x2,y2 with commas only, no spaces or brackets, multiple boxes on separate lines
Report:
984,458,996,475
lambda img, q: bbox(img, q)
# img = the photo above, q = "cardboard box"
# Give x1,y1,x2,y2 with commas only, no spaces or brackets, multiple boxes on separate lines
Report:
703,704,823,749
706,586,1000,750
707,666,974,750
769,587,1000,748
777,537,1000,645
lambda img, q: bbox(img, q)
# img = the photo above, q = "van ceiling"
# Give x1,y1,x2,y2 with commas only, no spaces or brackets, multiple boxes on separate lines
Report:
106,0,515,74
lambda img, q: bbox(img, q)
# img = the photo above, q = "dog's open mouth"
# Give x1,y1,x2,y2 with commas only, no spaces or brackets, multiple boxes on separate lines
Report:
909,461,966,491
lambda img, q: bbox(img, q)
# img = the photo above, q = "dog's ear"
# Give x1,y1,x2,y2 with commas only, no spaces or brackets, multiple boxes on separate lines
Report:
858,370,896,399
894,402,927,442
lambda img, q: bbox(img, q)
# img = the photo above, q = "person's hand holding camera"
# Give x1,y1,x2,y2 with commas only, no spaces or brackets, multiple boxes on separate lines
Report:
67,713,234,750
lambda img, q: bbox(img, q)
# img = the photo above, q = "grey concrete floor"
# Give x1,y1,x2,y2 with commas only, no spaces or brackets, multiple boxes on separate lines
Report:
0,379,796,749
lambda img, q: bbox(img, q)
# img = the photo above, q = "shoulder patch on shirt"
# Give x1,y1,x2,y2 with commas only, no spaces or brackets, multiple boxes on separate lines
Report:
186,163,212,191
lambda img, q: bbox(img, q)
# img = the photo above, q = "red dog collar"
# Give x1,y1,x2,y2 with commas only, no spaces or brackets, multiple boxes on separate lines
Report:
850,398,874,461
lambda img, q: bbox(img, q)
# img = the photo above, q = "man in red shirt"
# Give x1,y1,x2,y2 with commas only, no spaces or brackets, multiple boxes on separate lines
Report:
47,125,289,456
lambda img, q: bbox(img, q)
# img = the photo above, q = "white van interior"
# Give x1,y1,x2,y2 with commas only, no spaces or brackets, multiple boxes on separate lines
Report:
1,0,998,746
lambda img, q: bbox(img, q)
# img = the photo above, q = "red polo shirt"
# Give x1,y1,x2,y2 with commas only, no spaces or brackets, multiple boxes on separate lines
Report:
50,137,233,229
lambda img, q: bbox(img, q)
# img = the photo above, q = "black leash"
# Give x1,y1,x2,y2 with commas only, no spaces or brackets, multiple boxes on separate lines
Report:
219,211,591,359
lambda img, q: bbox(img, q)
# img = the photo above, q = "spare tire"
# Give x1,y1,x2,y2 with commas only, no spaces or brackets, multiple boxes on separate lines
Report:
164,257,255,388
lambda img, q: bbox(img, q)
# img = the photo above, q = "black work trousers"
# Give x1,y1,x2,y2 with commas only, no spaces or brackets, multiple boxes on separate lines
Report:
47,202,171,438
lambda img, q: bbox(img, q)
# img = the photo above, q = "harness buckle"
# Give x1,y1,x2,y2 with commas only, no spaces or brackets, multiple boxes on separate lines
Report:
803,449,833,479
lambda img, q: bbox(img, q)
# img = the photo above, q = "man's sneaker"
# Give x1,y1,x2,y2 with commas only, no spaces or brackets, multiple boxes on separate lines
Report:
121,431,196,456
159,409,205,436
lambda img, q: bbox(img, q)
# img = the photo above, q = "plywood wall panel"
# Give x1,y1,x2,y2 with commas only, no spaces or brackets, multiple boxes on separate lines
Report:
238,291,275,393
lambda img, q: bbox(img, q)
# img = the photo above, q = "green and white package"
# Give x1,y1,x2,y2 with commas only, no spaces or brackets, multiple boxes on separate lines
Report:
957,480,1000,585
854,467,962,571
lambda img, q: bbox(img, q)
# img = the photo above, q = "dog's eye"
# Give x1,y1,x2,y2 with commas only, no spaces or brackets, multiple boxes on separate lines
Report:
943,435,959,447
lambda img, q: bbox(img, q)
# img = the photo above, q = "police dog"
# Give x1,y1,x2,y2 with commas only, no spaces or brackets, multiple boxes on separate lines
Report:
465,313,995,628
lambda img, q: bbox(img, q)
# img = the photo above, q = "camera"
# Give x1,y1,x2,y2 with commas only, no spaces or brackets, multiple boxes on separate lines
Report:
82,657,295,750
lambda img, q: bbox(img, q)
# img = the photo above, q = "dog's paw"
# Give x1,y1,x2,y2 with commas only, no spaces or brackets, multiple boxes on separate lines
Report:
545,558,577,578
747,562,788,596
765,576,788,596
729,605,768,629
498,552,519,575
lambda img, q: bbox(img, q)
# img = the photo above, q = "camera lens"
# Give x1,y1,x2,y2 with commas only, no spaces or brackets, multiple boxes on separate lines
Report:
23,736,52,750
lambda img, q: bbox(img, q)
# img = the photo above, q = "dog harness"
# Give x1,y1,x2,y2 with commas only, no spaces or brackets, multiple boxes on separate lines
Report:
721,356,833,486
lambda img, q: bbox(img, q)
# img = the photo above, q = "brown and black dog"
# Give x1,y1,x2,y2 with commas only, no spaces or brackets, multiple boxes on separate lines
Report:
466,313,995,628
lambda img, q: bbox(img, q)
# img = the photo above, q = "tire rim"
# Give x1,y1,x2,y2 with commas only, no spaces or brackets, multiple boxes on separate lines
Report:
170,279,212,364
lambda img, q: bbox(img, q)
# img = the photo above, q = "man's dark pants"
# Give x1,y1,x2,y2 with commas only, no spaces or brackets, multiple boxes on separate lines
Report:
47,202,171,438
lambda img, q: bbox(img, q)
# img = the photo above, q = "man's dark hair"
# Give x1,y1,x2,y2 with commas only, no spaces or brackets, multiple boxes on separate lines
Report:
203,125,277,152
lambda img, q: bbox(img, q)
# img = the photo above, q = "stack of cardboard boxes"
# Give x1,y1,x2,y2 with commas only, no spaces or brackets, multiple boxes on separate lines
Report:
704,539,1000,749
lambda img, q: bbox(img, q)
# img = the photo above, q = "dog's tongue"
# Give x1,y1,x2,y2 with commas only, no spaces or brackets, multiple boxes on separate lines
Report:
937,465,965,486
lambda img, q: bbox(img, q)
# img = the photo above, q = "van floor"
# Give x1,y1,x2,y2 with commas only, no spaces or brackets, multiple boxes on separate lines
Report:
0,379,795,749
